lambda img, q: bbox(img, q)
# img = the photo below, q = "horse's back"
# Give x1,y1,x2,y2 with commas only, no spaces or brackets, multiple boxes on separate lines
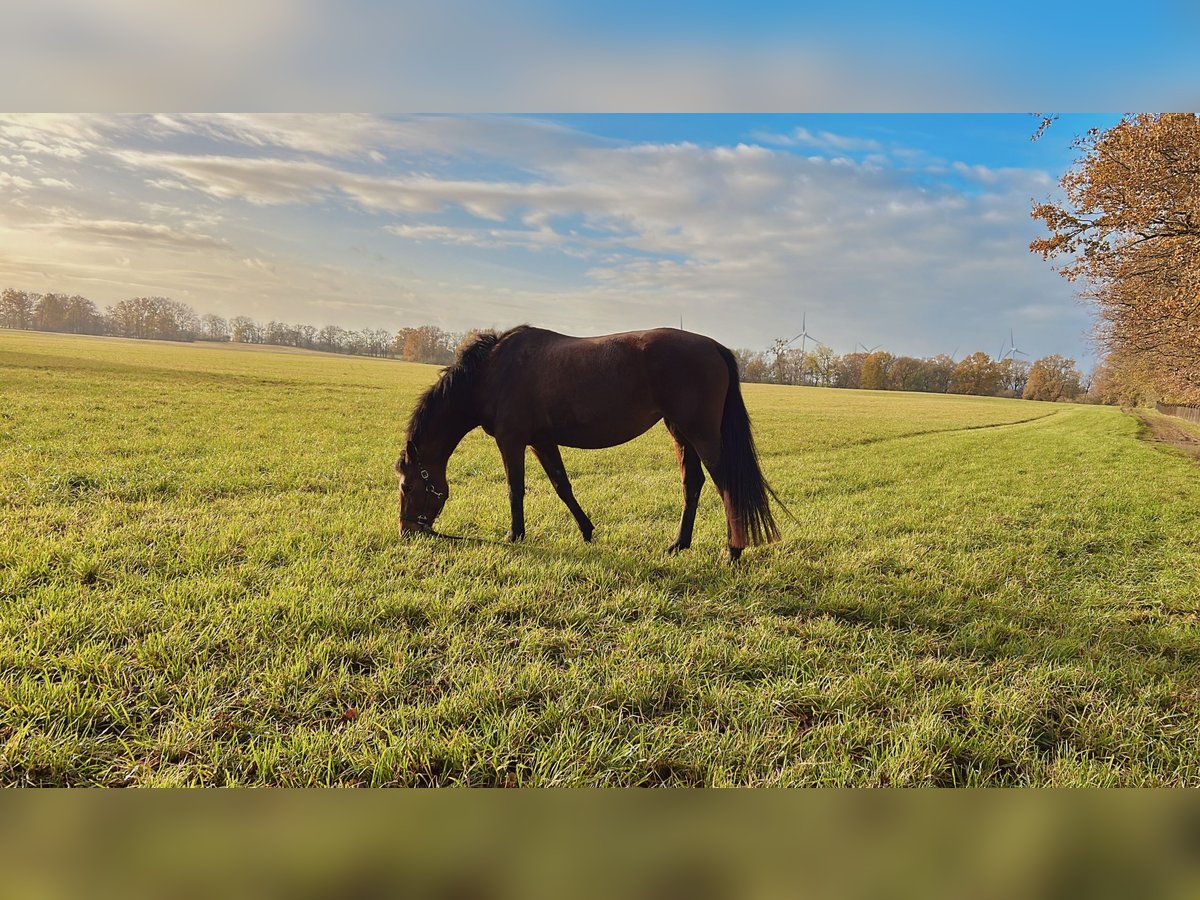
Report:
506,326,731,394
502,326,726,365
481,327,731,449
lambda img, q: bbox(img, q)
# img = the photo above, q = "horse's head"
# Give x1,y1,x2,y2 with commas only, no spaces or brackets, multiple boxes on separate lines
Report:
396,441,449,534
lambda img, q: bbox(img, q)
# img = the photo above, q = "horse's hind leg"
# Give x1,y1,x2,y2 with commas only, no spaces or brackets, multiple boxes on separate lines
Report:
690,434,747,563
532,443,594,542
665,424,705,553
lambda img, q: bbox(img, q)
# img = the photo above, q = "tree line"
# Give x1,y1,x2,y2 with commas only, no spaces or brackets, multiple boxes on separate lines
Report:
732,344,1089,402
0,288,462,365
1,285,1092,401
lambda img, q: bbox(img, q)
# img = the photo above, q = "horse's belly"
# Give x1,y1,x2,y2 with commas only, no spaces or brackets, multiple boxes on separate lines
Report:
553,410,662,449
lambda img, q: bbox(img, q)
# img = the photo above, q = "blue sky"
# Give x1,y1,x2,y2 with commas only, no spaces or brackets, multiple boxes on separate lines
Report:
0,114,1126,364
544,115,1117,178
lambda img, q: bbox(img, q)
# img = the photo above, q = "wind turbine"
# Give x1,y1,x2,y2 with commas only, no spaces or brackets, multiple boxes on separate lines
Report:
775,313,824,386
856,342,881,354
997,329,1027,362
1006,329,1027,362
783,312,824,356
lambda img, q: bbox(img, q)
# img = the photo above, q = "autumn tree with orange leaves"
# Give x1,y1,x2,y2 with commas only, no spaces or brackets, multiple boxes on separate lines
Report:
1023,354,1083,402
1032,113,1200,403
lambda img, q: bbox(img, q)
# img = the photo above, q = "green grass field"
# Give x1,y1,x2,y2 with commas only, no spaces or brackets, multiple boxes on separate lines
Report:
3,330,1199,786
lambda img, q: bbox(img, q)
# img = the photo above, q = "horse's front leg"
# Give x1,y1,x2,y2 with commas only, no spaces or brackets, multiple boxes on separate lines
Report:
498,439,526,542
533,443,594,542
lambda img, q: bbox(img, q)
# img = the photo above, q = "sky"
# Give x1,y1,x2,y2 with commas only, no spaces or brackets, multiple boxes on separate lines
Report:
0,113,1120,363
2,1,1196,110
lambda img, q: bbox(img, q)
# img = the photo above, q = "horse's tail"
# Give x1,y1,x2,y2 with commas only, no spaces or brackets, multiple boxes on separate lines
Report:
716,346,786,545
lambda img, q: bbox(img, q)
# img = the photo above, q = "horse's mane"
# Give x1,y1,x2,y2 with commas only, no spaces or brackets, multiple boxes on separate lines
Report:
405,326,526,446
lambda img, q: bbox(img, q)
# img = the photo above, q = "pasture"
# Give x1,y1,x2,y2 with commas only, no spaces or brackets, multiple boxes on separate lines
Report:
2,330,1199,786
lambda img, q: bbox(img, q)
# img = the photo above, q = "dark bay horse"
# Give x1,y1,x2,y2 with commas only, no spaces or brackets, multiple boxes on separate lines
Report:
395,326,783,560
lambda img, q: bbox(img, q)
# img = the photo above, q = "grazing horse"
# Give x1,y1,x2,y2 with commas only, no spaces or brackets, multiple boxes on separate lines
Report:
395,326,783,560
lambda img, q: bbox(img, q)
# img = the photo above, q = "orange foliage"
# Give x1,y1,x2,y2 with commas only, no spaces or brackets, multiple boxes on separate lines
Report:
1032,114,1200,403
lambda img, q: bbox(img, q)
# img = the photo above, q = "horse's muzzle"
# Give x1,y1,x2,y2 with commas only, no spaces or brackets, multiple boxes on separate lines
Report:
399,520,436,536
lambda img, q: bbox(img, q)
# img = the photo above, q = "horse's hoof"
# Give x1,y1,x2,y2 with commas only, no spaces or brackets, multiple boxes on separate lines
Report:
506,530,525,543
727,545,744,563
581,528,594,543
666,541,689,554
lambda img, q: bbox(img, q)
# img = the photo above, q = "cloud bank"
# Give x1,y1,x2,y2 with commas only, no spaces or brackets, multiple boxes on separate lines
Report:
0,113,1093,362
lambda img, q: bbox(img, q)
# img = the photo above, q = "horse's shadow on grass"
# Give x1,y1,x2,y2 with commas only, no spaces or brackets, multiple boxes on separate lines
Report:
410,528,658,566
409,525,815,604
421,526,1200,672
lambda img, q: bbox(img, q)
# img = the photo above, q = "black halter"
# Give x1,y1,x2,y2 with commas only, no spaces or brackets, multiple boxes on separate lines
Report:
400,447,445,529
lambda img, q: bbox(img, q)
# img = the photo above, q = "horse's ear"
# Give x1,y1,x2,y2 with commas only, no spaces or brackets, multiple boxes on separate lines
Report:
404,440,417,463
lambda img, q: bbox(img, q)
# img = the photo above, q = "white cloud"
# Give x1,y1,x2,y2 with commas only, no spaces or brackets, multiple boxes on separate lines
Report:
0,113,1091,360
0,172,34,190
385,222,569,254
753,127,884,153
20,208,230,251
147,114,605,165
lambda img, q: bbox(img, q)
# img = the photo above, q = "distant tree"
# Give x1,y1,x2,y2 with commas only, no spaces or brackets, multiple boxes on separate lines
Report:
344,330,368,356
296,324,318,349
398,325,455,365
33,292,69,331
731,348,769,383
263,320,309,348
832,351,866,389
199,314,230,342
151,298,199,341
766,338,798,385
360,328,393,358
1023,354,1083,402
63,295,104,334
390,327,412,359
263,320,288,346
949,352,1003,396
1087,361,1121,405
402,329,422,361
229,316,260,344
105,296,197,341
779,349,809,385
807,345,837,386
888,356,926,392
106,297,153,339
1086,352,1152,405
997,358,1031,398
743,353,769,383
732,348,757,380
860,351,894,390
318,325,346,352
923,355,956,394
0,289,35,329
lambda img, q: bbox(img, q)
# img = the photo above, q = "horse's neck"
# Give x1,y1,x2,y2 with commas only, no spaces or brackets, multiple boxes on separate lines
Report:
420,396,477,469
